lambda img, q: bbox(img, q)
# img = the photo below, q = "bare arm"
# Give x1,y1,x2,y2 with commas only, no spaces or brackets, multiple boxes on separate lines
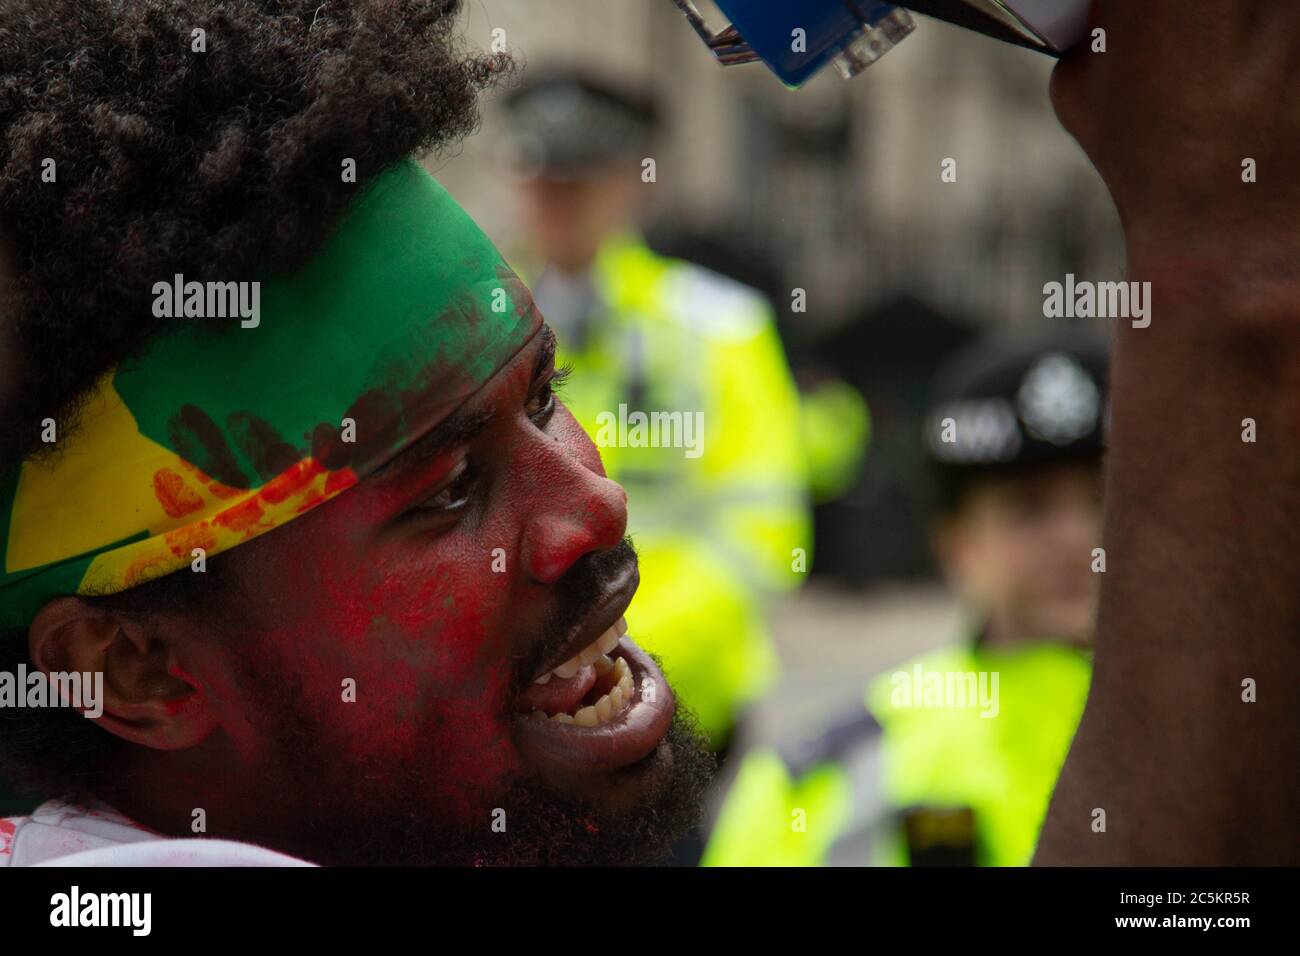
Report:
1035,0,1300,864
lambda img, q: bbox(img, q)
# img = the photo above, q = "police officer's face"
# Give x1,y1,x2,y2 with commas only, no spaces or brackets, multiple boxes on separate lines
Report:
938,462,1103,646
516,169,641,272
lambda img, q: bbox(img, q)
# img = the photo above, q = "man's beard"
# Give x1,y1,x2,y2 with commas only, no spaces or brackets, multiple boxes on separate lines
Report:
254,702,715,866
323,712,715,866
229,539,717,865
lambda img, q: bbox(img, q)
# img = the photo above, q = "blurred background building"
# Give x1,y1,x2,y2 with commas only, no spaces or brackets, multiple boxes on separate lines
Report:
434,0,1122,777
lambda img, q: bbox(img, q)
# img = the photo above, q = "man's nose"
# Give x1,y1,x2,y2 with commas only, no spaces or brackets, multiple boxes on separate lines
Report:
520,453,628,586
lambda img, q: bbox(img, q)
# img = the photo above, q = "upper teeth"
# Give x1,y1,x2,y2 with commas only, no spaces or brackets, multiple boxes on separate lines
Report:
529,656,635,727
536,618,626,683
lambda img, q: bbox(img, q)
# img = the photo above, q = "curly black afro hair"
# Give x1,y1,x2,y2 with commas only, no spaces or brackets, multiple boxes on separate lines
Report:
0,0,511,811
0,0,512,465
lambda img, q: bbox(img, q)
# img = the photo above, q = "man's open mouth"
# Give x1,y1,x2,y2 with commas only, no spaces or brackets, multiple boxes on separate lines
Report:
518,617,633,725
511,571,675,776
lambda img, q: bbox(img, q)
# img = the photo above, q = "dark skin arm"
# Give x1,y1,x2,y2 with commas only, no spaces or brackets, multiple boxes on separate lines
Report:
1036,0,1300,864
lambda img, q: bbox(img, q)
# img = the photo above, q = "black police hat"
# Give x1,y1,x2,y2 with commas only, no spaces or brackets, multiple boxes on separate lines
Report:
923,327,1110,507
502,69,660,178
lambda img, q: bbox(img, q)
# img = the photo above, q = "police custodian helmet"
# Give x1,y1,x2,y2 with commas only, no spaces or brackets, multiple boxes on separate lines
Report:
923,327,1110,509
502,69,660,179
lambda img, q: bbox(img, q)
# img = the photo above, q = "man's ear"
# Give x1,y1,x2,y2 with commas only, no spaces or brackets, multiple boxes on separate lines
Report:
28,596,219,750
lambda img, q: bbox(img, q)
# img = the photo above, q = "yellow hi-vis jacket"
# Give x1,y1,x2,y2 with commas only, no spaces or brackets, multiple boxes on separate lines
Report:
702,640,1091,865
523,233,812,748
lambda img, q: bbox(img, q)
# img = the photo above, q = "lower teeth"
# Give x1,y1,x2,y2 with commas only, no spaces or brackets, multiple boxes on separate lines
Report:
529,655,634,726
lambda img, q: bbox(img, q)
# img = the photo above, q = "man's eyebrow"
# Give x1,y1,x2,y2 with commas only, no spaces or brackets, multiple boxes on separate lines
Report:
371,404,496,483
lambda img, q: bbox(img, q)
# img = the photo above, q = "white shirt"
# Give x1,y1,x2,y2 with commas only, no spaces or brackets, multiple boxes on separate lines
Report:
0,800,314,866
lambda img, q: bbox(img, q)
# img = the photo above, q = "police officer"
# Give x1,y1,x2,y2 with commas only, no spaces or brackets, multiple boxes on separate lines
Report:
703,328,1107,866
502,70,813,754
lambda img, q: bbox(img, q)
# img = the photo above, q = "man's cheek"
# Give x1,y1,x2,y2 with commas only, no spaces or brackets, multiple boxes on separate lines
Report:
305,646,520,805
372,548,519,676
355,567,521,783
419,692,522,820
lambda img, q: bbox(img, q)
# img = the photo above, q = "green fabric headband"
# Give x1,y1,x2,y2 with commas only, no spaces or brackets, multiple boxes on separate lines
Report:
0,159,541,630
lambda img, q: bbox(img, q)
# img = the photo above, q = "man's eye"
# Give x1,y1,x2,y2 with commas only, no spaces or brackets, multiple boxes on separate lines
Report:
527,383,555,423
418,462,476,514
527,365,570,426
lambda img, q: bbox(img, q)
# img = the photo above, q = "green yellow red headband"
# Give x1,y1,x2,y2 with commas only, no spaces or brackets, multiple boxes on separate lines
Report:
0,159,541,630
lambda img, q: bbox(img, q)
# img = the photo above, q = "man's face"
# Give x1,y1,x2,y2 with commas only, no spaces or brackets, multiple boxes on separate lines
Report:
935,462,1102,647
141,325,711,864
515,169,641,273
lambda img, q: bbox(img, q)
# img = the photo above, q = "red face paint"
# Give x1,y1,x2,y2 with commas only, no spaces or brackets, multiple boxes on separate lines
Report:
141,329,654,854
